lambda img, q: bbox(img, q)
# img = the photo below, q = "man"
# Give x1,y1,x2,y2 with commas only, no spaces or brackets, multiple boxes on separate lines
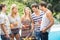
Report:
39,1,54,40
0,4,11,40
31,3,44,40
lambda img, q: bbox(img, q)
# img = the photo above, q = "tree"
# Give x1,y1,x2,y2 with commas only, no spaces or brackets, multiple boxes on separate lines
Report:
0,0,26,16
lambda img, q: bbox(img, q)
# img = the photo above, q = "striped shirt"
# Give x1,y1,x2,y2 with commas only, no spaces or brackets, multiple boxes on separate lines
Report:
31,10,44,32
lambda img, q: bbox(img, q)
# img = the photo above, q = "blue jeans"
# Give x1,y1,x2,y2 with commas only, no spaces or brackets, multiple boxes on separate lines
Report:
1,35,10,40
34,31,41,40
34,31,48,40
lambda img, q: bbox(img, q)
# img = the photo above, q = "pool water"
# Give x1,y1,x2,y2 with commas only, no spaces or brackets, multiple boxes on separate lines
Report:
0,31,60,40
49,31,60,40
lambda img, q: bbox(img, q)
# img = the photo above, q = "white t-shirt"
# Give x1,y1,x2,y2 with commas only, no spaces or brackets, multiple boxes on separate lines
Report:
8,14,22,29
0,12,11,35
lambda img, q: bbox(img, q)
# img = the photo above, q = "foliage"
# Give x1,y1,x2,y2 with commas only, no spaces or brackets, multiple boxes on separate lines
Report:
0,0,60,21
42,0,60,21
0,0,26,16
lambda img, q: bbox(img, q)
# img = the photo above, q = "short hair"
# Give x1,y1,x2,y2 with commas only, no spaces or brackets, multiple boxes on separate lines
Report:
39,1,47,8
31,3,39,8
0,4,6,11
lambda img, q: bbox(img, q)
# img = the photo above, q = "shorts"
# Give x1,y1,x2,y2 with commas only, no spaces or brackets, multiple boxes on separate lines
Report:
11,28,19,36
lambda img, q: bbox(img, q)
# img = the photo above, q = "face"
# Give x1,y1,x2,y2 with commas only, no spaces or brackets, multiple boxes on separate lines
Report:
32,7,37,12
39,6,45,11
24,8,30,15
2,6,7,12
12,7,18,14
39,5,43,10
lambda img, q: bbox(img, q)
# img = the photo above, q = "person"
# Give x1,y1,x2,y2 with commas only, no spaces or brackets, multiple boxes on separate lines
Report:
0,4,11,40
31,3,44,40
39,1,54,40
21,7,32,38
8,4,21,40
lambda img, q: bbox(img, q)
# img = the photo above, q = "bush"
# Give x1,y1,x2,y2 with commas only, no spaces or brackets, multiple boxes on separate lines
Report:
0,0,26,16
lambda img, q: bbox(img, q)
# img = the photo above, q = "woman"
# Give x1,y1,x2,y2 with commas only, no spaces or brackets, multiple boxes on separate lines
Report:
21,7,32,38
8,4,21,40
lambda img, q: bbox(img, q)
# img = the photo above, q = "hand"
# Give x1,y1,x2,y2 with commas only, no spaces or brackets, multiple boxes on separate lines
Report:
41,27,47,33
14,22,18,26
22,25,26,28
5,33,10,38
36,22,40,26
30,29,33,32
10,24,14,29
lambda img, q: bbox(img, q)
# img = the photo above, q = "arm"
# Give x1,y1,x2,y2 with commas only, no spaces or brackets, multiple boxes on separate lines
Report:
1,24,8,35
10,23,14,29
45,12,54,30
42,11,54,32
30,19,35,32
21,16,26,28
10,21,18,29
1,24,9,37
19,18,22,29
0,16,9,37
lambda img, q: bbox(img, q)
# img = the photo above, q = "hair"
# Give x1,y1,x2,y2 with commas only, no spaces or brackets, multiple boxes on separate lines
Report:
10,4,18,15
39,1,47,8
11,4,17,11
31,3,39,8
23,7,31,20
24,7,31,14
0,4,6,11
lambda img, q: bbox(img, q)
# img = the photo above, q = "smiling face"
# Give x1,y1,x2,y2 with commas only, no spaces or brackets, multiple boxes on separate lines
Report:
11,4,18,15
24,7,31,15
39,5,44,11
32,7,39,13
39,2,47,11
12,7,18,14
32,7,37,12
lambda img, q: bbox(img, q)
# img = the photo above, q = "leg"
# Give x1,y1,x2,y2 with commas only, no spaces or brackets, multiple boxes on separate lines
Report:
10,34,14,40
40,32,48,40
34,31,41,40
14,28,20,40
15,34,20,40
